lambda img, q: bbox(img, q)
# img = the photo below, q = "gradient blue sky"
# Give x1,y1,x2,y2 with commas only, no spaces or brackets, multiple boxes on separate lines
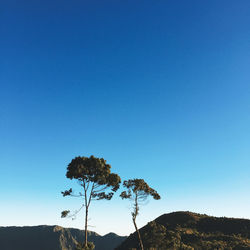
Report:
1,0,250,236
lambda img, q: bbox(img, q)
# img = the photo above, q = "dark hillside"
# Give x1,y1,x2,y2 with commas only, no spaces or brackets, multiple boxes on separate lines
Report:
0,225,126,250
116,211,250,250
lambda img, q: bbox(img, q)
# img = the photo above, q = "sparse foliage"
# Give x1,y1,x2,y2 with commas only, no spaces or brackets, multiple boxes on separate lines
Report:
120,179,161,250
61,155,121,248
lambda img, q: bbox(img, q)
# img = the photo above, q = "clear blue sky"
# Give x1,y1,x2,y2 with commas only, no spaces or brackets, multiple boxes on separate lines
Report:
0,0,250,236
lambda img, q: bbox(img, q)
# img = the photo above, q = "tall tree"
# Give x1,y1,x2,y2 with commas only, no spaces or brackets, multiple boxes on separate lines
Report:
120,179,160,250
61,155,121,249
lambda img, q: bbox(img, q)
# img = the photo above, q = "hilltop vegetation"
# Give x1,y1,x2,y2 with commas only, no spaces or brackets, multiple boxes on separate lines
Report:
116,211,250,250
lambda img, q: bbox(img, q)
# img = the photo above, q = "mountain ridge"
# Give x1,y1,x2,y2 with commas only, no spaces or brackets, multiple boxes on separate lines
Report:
0,225,126,250
116,211,250,249
2,212,250,250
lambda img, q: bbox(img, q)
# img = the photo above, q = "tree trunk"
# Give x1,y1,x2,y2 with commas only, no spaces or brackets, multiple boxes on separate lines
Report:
84,204,88,248
133,218,144,250
83,181,88,249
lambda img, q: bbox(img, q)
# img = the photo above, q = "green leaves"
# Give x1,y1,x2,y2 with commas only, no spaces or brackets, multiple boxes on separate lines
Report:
63,155,121,202
121,179,161,201
66,156,121,192
92,192,114,200
108,173,121,192
61,188,72,197
120,190,131,199
61,210,70,218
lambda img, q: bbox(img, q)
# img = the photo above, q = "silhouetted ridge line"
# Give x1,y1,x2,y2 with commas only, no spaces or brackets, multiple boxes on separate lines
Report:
116,211,250,250
0,225,126,250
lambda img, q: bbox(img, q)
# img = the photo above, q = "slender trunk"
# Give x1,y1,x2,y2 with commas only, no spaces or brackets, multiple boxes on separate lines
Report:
84,205,88,248
133,191,143,250
133,217,144,250
84,182,94,249
84,182,88,248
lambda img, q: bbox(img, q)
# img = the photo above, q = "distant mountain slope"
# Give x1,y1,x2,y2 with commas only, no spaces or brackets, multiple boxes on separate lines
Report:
116,211,250,250
0,225,126,250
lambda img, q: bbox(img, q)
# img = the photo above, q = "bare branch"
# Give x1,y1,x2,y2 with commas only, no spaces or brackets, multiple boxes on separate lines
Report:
92,186,108,193
87,183,95,207
61,204,85,220
86,180,90,191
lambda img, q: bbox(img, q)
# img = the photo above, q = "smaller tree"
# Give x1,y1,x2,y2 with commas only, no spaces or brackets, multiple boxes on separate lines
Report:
120,179,160,250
